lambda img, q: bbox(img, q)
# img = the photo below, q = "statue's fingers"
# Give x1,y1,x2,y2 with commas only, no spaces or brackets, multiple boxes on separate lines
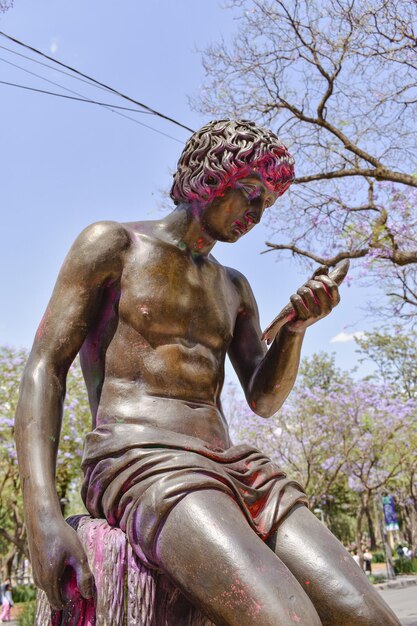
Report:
305,278,335,310
71,558,94,600
290,293,310,319
297,284,321,316
315,274,340,305
78,570,94,600
48,578,65,611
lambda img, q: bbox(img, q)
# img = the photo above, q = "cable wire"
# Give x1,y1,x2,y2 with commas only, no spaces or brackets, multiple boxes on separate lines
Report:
0,54,134,104
0,31,195,133
0,43,116,95
0,56,184,143
0,79,157,113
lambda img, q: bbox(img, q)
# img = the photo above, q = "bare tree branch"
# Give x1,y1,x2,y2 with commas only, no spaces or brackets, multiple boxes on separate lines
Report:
196,0,417,321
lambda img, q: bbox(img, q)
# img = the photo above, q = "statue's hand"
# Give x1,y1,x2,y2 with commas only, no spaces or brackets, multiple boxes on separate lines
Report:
286,266,340,332
29,518,94,610
262,260,349,343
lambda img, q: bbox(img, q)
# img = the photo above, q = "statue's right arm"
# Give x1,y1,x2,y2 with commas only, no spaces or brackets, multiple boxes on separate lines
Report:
15,221,131,609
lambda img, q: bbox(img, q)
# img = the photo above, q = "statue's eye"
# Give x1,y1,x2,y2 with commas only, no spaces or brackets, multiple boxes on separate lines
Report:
240,185,261,200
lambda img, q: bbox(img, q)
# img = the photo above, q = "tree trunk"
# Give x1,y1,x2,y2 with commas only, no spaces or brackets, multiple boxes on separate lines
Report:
356,499,365,569
407,502,417,555
365,499,377,550
6,549,15,580
373,496,383,546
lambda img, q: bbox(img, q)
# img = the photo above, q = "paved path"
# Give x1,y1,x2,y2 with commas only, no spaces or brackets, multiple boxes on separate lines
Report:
378,585,417,626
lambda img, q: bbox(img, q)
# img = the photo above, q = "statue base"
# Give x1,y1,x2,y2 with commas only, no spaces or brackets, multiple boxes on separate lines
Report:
35,515,214,626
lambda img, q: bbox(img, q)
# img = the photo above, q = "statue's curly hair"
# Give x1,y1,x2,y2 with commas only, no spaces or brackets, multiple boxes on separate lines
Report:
170,119,295,205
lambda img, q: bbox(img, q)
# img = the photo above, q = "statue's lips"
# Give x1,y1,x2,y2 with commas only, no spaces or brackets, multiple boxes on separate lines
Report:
232,220,249,235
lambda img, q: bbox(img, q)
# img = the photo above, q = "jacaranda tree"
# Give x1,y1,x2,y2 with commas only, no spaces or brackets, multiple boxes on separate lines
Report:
227,352,417,549
0,345,91,580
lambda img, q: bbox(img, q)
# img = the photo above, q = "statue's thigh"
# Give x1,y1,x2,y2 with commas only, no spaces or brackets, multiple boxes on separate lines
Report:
270,504,400,626
154,490,321,626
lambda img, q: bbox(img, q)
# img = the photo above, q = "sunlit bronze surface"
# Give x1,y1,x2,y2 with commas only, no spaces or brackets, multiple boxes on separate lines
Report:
15,120,400,625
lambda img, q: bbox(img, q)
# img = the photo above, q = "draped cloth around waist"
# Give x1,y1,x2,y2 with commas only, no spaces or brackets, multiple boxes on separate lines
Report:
81,423,308,569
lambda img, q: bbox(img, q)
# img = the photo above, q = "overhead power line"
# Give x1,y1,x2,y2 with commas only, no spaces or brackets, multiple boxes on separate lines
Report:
0,54,126,103
0,43,116,95
0,78,184,144
1,78,186,143
0,79,156,113
0,54,154,114
0,54,185,143
0,31,195,133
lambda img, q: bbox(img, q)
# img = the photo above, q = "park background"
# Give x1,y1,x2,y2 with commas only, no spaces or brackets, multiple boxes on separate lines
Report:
1,0,417,618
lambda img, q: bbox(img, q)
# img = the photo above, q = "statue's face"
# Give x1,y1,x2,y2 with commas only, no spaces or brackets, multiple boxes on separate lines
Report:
200,174,278,243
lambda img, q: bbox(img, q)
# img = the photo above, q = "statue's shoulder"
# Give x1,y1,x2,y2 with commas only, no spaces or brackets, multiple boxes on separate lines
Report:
223,265,251,290
222,264,257,310
71,221,133,263
78,220,132,252
68,221,133,279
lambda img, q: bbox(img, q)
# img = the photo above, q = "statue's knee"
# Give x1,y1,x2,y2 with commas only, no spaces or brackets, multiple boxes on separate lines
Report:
244,590,322,626
322,592,400,626
348,603,400,626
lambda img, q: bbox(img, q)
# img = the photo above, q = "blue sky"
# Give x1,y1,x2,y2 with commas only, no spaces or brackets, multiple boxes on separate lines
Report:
0,1,378,382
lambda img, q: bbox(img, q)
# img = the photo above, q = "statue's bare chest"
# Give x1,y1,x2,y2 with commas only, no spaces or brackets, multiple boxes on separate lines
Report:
118,237,239,348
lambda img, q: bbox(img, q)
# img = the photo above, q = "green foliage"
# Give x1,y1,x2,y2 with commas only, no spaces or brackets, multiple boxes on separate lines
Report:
369,574,387,585
55,356,92,507
327,509,356,547
356,328,417,400
229,345,417,548
298,352,346,392
0,345,91,579
372,551,386,563
393,558,417,575
356,329,417,549
0,346,29,576
18,600,36,626
12,584,37,603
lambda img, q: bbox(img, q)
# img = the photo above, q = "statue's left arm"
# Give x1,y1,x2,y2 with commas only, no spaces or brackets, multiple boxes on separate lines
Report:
227,268,340,417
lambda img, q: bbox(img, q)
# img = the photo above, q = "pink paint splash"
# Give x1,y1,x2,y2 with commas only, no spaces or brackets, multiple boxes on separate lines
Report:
51,567,95,626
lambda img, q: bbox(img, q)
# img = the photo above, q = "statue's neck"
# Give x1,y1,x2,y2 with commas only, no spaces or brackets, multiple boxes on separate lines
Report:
159,204,216,256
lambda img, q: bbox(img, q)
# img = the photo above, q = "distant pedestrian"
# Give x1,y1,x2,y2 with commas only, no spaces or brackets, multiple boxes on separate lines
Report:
0,582,13,622
363,549,373,575
351,549,361,567
0,579,10,609
0,579,7,603
402,545,412,560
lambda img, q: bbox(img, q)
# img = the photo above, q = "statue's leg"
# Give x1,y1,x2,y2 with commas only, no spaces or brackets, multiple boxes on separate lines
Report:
152,490,322,626
269,504,400,626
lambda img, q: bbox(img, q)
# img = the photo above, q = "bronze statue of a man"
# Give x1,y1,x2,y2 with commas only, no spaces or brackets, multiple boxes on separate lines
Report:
15,120,399,625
